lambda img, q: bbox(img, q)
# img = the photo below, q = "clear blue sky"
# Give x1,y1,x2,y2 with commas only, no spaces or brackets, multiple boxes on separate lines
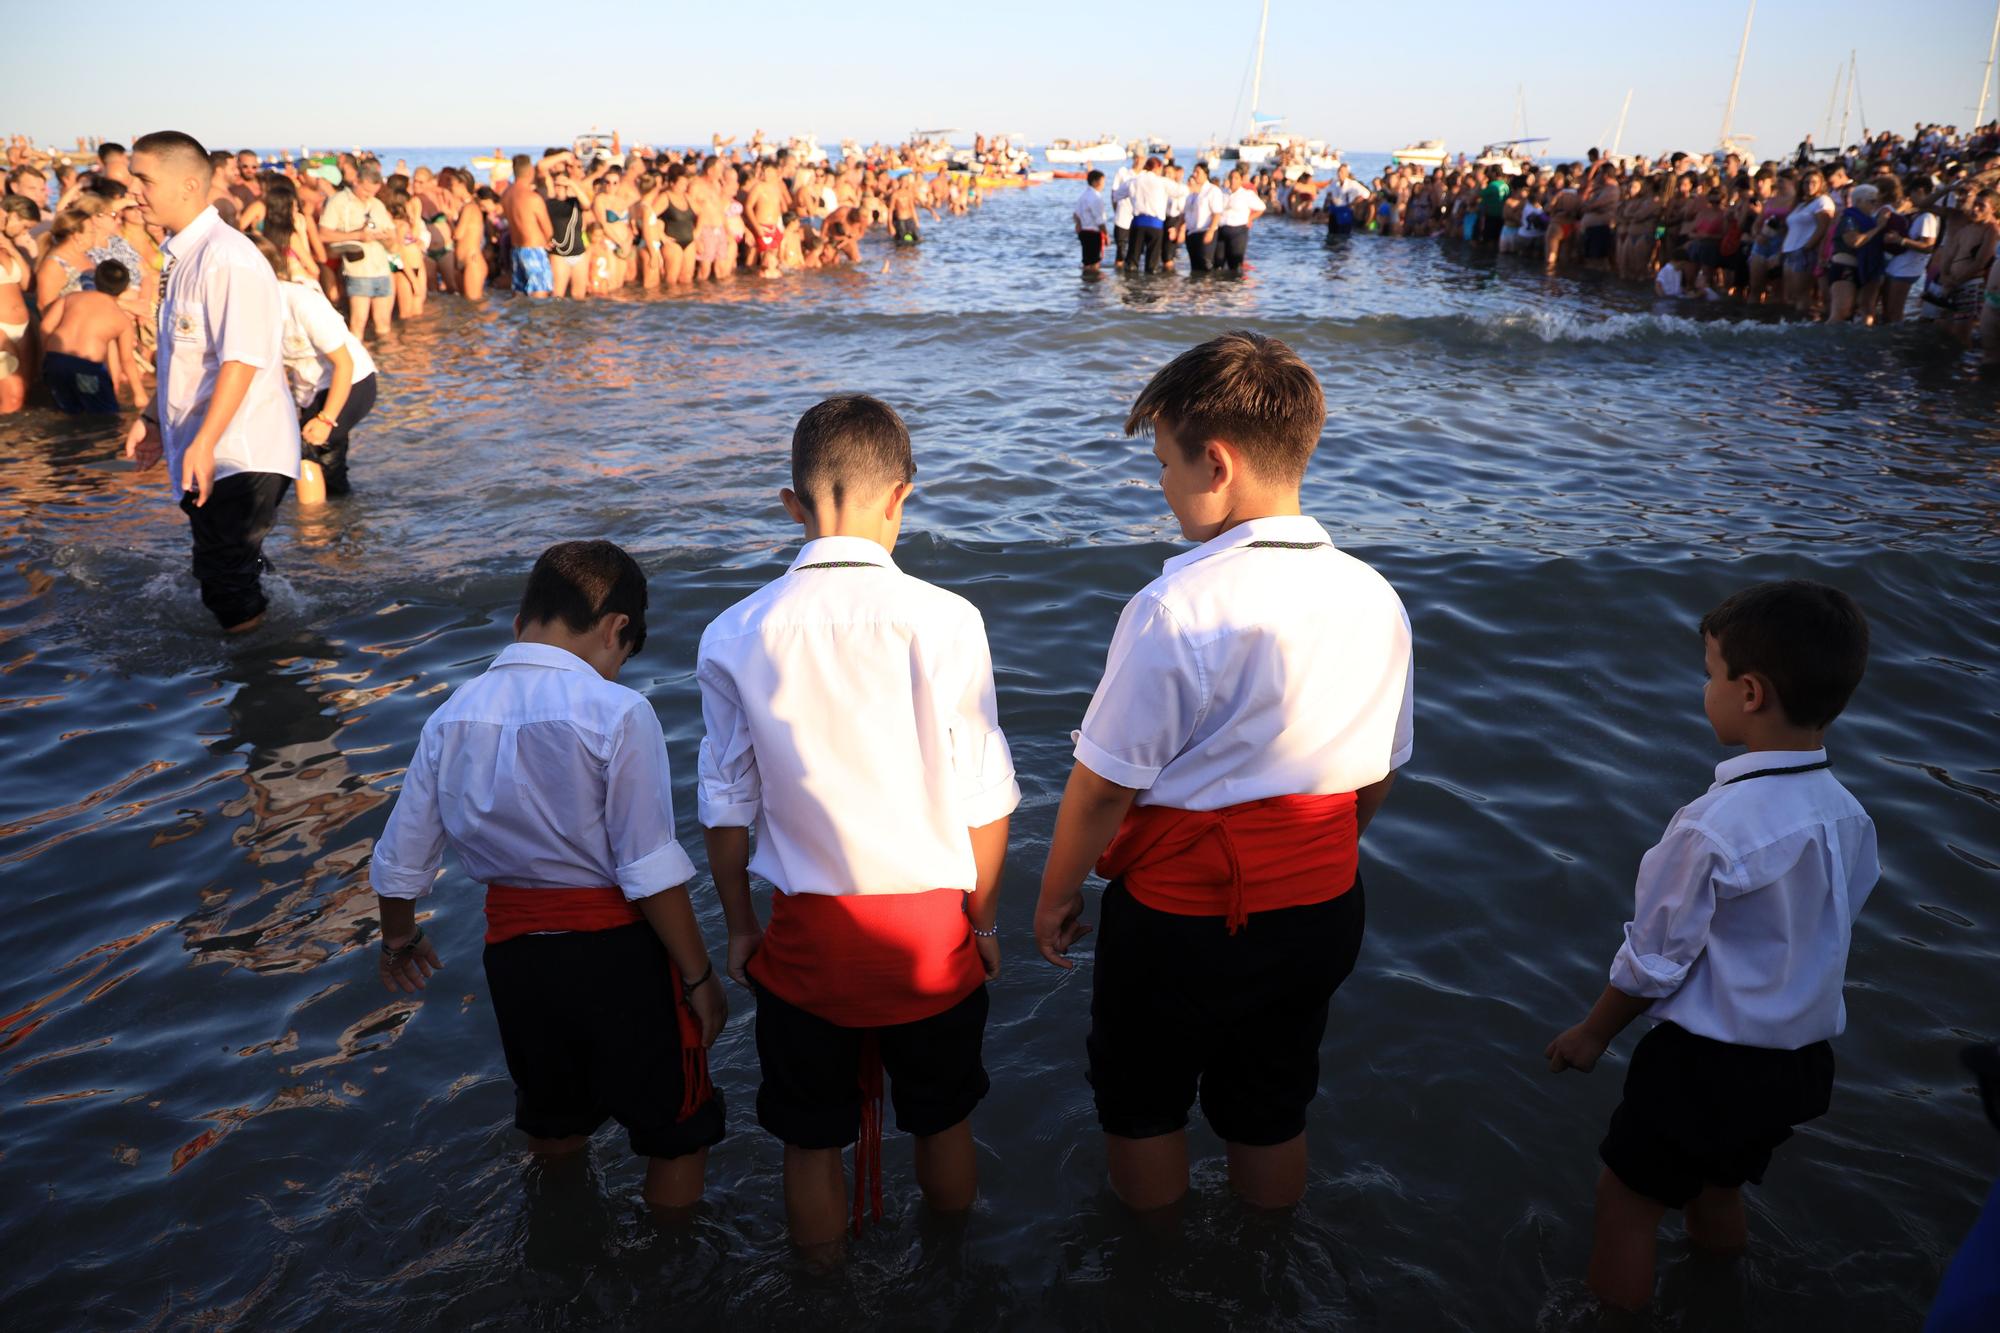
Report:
7,0,1996,158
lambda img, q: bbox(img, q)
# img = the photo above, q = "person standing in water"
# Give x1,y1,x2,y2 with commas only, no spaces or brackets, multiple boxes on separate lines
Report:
122,130,300,634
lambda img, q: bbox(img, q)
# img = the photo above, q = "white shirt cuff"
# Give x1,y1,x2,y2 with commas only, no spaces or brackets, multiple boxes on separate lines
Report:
1608,939,1688,999
1072,731,1159,792
370,858,437,901
615,840,698,902
961,775,1022,829
697,788,759,829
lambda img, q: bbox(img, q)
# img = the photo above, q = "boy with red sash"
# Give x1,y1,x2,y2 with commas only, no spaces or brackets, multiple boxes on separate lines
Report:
697,395,1017,1253
369,540,726,1211
1034,332,1414,1213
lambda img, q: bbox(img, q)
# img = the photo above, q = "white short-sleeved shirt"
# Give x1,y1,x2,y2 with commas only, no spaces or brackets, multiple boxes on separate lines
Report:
155,207,301,493
371,642,700,902
1221,187,1267,226
1074,515,1414,810
1609,749,1879,1049
1886,212,1939,280
1781,193,1835,253
1184,182,1227,231
279,279,377,407
1325,178,1370,208
1073,186,1107,231
1127,171,1171,222
696,536,1021,898
1110,165,1137,227
318,187,394,275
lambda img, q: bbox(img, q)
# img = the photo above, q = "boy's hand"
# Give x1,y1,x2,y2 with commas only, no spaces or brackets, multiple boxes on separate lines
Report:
687,972,727,1048
725,928,762,987
378,929,441,993
124,416,162,468
1034,890,1091,969
1546,1023,1609,1074
974,932,1000,980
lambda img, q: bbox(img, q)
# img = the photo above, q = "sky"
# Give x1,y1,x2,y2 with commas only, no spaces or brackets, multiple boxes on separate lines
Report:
5,0,1997,159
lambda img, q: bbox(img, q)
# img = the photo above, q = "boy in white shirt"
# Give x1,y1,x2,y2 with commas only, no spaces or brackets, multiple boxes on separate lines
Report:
698,395,1017,1254
1547,579,1878,1313
370,540,727,1213
1034,332,1414,1214
1073,170,1107,271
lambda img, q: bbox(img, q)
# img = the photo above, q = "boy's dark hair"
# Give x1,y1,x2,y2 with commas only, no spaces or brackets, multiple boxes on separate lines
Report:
1698,580,1868,729
511,153,532,177
132,130,212,181
791,394,915,505
1087,169,1104,186
517,540,649,656
92,259,131,296
1124,331,1326,482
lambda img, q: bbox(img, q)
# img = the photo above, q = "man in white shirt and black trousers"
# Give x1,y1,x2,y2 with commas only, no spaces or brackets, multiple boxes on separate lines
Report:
1548,579,1878,1315
1073,170,1108,271
123,130,300,634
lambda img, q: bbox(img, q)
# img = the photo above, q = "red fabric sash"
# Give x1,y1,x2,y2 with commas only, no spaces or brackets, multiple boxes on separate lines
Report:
1096,792,1360,934
748,887,984,1234
483,885,711,1123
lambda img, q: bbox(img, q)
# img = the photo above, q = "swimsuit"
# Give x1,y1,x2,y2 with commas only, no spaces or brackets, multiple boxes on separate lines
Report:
511,245,553,294
42,350,119,414
695,225,728,264
662,202,696,247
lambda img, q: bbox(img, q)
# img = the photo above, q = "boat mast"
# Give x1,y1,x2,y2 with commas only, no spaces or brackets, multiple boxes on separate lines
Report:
1613,88,1633,156
1248,0,1269,134
1838,50,1856,148
1821,62,1844,146
1719,0,1754,149
1978,0,2000,128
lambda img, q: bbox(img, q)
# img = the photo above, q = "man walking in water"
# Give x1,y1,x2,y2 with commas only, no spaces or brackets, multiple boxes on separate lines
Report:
122,130,300,634
502,154,553,298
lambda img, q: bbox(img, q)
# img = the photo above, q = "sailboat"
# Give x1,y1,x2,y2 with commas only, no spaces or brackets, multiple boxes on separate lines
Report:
1203,2,1336,174
1715,0,1757,161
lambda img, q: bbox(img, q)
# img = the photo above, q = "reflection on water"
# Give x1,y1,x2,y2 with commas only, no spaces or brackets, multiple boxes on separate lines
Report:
0,183,1995,1330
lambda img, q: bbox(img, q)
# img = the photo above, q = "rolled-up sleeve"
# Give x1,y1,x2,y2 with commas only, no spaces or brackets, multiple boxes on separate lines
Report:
695,647,761,828
370,726,446,900
1609,824,1728,999
1072,592,1203,791
947,609,1020,828
602,700,697,901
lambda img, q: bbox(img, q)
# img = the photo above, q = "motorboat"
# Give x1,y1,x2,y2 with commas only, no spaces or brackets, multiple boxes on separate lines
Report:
1470,137,1547,174
572,131,618,169
1393,139,1449,169
1044,137,1124,164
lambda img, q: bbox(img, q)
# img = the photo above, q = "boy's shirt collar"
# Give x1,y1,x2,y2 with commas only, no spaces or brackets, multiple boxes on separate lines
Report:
788,535,897,573
1710,747,1829,789
492,641,599,675
1161,514,1333,576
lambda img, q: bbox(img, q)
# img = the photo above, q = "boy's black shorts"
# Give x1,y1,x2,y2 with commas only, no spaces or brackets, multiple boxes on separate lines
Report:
754,981,989,1149
1088,876,1366,1146
482,923,725,1160
1600,1021,1834,1208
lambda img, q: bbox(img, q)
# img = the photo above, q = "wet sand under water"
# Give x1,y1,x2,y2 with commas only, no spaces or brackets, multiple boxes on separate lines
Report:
0,177,1997,1330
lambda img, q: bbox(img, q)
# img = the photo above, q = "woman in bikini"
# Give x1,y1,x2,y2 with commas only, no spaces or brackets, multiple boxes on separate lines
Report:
380,175,429,321
1745,174,1792,305
35,196,118,309
1614,176,1653,281
593,166,639,291
447,169,489,301
634,171,666,290
415,167,458,296
0,197,34,413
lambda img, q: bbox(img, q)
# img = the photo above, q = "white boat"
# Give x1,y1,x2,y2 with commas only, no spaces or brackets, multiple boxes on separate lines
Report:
572,131,618,169
1206,5,1338,175
1470,137,1547,175
787,134,830,166
1045,137,1124,164
1393,139,1448,169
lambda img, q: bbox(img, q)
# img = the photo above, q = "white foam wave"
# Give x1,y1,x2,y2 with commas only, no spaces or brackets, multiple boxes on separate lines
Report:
1472,308,1803,344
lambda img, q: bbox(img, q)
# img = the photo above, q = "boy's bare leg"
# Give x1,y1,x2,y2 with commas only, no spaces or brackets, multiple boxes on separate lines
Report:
1226,1133,1307,1209
913,1118,977,1212
1684,1183,1747,1253
784,1144,848,1254
525,1133,590,1155
644,1148,707,1212
1106,1130,1188,1212
1588,1166,1668,1312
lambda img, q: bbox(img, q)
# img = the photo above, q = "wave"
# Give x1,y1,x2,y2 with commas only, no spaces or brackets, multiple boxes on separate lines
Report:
1348,308,1807,346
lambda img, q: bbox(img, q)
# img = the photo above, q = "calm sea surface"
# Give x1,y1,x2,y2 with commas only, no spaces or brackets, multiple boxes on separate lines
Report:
2,149,1996,1331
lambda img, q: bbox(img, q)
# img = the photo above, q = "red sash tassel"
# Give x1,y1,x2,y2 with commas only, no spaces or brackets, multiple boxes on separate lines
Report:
1095,792,1361,933
484,884,711,1124
748,888,982,1235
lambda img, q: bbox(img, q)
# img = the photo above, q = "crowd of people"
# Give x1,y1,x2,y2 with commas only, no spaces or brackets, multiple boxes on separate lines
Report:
0,131,990,425
1066,121,2000,356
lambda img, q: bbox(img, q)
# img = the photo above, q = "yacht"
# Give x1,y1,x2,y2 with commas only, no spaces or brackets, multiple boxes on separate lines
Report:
1044,137,1125,164
1393,139,1449,170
